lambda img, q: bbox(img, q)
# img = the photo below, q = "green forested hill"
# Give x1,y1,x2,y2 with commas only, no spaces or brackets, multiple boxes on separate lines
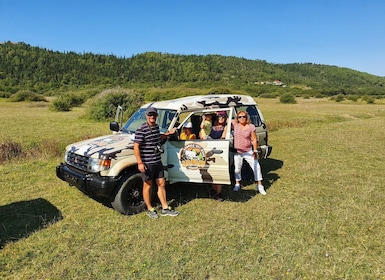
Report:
1,41,384,96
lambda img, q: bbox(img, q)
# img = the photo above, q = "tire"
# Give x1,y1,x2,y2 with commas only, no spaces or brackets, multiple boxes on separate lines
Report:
111,172,154,215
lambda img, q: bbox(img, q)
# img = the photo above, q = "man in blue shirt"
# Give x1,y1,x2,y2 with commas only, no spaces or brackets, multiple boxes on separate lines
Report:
134,107,179,219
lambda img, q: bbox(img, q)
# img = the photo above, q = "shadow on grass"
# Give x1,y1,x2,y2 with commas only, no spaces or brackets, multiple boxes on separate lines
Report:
0,198,63,249
166,157,283,206
89,158,283,213
236,157,283,186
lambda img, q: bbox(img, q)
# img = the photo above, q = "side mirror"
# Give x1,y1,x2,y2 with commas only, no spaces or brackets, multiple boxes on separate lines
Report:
110,121,120,132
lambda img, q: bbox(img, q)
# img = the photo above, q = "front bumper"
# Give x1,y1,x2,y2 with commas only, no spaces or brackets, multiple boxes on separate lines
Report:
56,163,120,198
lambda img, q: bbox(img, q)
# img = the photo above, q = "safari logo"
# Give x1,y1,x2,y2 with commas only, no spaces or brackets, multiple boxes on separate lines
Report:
179,143,206,170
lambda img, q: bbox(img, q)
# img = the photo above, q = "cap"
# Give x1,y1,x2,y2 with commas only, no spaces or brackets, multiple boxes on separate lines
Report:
217,111,227,117
146,107,157,115
183,122,193,128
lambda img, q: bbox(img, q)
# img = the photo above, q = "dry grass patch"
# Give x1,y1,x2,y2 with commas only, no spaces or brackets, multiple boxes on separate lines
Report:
0,99,109,163
0,141,24,163
1,97,385,279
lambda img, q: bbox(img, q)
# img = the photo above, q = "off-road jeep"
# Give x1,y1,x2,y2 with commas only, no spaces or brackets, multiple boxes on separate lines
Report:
56,94,272,215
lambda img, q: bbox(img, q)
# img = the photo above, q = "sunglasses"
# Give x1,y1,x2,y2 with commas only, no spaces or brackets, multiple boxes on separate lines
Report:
237,115,247,119
147,113,157,117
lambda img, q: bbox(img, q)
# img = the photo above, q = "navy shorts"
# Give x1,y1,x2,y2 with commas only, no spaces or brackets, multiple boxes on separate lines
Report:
142,161,164,182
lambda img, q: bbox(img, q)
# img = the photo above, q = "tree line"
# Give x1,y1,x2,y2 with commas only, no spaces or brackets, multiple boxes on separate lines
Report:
1,41,385,97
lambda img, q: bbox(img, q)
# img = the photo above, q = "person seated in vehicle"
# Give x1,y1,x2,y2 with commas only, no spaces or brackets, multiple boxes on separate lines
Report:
180,122,196,140
209,111,227,140
199,113,213,139
208,111,228,201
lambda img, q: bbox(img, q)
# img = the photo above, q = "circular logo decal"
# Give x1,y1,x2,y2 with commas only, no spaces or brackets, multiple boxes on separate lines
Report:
179,143,206,170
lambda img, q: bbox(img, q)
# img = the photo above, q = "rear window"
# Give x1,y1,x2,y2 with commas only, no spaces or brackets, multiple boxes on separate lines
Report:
235,105,263,126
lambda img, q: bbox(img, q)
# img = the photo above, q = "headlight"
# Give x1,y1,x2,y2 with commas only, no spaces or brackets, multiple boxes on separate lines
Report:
88,157,111,172
64,151,69,163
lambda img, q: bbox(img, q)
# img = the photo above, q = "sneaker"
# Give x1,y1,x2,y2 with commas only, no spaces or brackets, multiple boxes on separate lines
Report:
233,184,240,192
146,208,158,219
160,206,179,217
257,184,267,195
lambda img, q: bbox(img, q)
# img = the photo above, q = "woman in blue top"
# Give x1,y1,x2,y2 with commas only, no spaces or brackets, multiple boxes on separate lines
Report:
209,111,227,139
209,111,228,201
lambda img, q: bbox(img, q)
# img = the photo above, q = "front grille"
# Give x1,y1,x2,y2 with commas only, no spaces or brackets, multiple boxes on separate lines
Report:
66,151,89,171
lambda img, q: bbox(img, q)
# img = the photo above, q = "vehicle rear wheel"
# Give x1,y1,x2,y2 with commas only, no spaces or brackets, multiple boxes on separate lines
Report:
111,172,154,215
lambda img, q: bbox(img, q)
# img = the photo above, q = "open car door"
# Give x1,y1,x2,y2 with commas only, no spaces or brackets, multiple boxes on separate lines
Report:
165,109,232,185
166,139,231,185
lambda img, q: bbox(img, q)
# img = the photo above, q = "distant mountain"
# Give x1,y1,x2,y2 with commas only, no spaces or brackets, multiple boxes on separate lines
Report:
1,41,384,96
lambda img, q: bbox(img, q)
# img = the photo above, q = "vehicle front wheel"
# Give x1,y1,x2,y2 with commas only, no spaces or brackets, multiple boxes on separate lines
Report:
111,172,154,215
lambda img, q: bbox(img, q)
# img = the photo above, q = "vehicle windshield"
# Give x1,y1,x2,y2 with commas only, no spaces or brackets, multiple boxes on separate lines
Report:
121,108,177,134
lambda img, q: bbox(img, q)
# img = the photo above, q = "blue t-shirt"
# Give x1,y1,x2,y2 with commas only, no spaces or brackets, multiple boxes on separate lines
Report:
209,125,225,139
134,122,162,165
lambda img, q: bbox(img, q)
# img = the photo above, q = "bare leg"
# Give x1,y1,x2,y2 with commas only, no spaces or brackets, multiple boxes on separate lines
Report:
212,184,222,194
155,177,168,209
143,180,153,210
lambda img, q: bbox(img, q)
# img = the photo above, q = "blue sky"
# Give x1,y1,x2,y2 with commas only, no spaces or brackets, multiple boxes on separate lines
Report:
1,0,384,76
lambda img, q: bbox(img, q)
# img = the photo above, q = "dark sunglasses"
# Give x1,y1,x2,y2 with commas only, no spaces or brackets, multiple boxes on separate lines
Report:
237,115,247,119
147,113,157,117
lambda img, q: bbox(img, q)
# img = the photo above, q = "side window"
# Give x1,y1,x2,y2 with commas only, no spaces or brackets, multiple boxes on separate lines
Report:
178,115,200,140
236,106,262,126
247,106,262,126
180,109,231,140
164,111,176,128
187,111,216,140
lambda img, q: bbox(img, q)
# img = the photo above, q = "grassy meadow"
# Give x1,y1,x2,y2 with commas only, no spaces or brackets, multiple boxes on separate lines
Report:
1,97,385,279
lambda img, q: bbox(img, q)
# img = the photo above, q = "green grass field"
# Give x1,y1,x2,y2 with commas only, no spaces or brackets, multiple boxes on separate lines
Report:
1,97,385,279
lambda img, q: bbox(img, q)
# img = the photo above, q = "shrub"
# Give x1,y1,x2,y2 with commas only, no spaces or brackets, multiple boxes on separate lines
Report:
333,94,345,102
362,95,375,104
9,91,47,102
66,93,85,107
50,97,72,111
314,93,325,98
0,91,12,98
259,92,279,98
279,93,297,104
49,93,86,111
87,91,144,121
346,95,359,102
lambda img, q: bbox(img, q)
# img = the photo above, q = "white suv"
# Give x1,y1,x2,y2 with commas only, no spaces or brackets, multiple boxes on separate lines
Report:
56,94,272,214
